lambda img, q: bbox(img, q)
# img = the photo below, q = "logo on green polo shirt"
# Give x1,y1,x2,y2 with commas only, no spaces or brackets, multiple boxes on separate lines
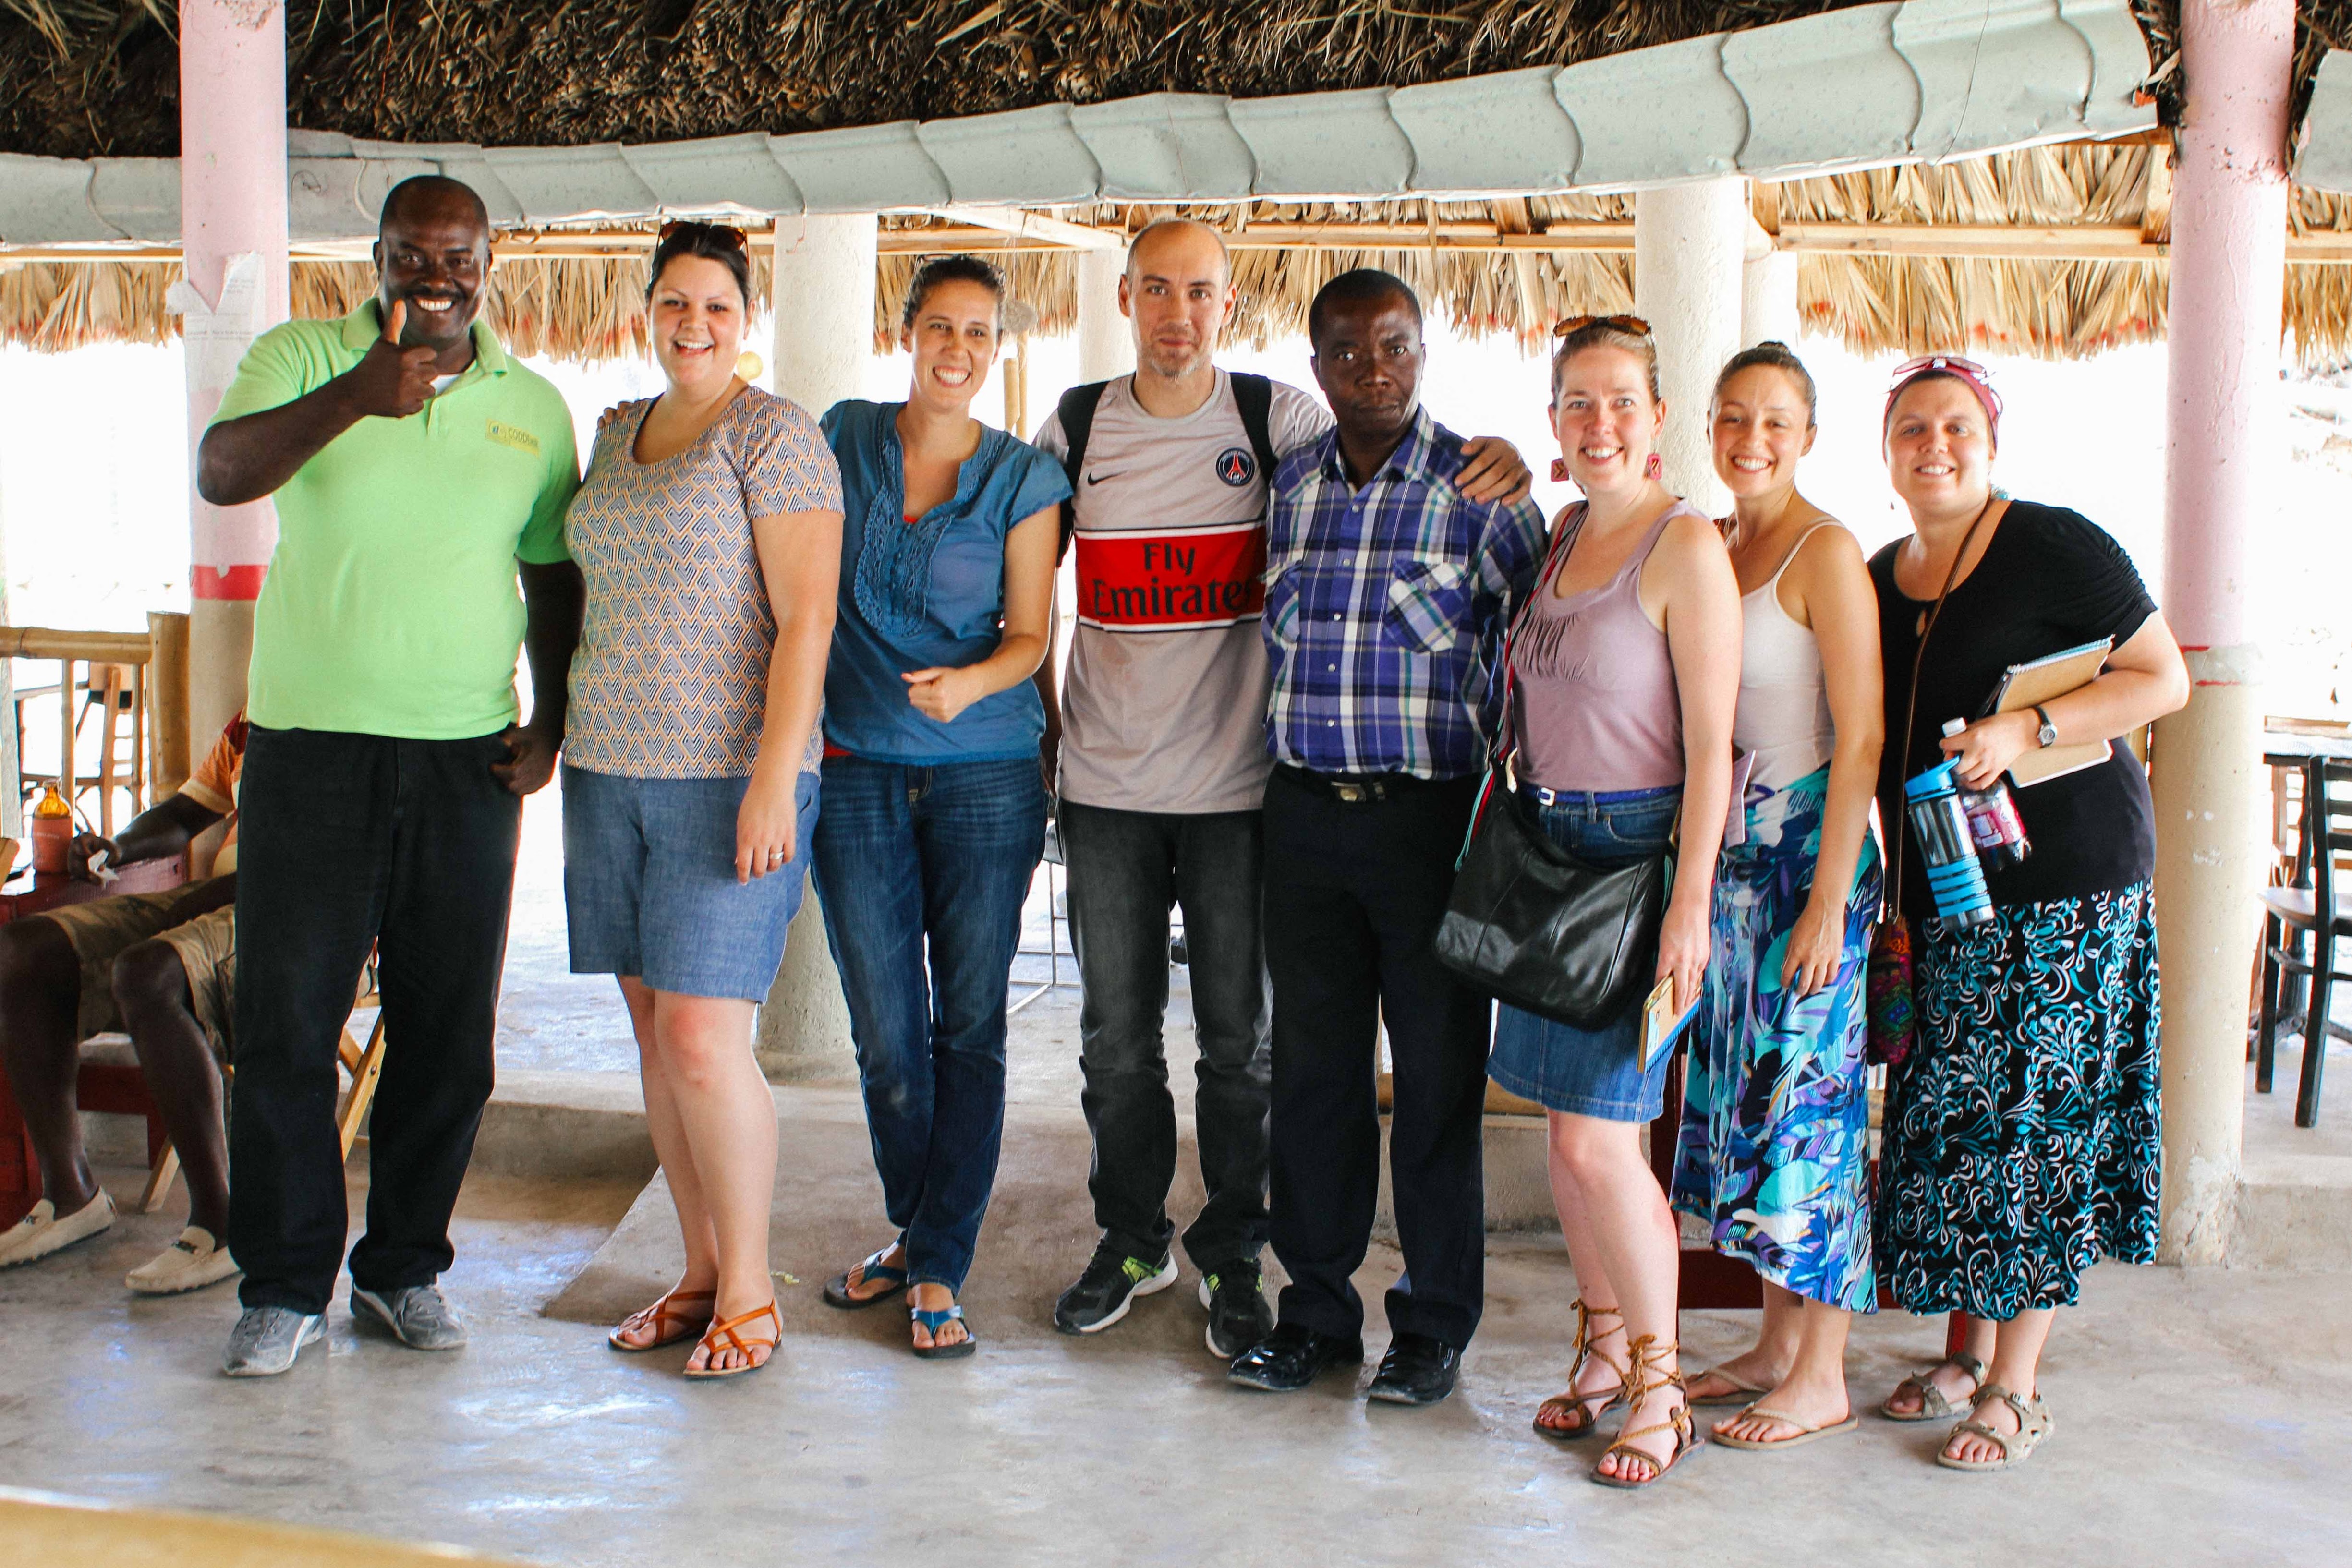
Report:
485,420,541,457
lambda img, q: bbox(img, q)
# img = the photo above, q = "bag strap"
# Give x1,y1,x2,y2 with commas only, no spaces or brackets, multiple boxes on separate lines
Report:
1459,504,1587,868
1229,372,1281,489
1491,503,1588,768
1886,497,1999,923
1053,379,1113,562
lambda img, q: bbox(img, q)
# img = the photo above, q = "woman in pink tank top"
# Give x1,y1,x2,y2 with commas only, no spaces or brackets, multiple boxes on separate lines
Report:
1495,319,1741,1489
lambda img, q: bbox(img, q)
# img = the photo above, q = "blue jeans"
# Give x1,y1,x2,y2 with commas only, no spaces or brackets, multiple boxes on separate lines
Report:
811,755,1047,1293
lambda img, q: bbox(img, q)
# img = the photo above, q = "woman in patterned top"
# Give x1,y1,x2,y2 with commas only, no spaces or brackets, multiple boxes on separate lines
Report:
562,221,845,1378
812,256,1070,1359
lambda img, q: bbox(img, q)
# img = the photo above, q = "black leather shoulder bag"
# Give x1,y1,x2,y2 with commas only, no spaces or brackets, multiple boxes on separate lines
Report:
1432,509,1673,1030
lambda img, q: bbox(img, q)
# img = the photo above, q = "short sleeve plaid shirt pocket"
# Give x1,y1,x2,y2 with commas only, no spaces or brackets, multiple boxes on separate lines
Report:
1381,557,1472,653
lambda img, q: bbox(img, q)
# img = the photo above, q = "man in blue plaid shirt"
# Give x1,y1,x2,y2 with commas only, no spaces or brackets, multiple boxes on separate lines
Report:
1227,270,1548,1407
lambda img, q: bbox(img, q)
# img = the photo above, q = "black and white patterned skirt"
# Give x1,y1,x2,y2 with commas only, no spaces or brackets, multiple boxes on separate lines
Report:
1875,882,2162,1319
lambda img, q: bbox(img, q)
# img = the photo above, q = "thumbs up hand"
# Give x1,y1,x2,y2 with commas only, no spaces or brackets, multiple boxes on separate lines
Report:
338,298,443,419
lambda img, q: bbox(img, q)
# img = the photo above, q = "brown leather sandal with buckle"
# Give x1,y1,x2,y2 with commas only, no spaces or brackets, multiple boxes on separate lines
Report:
607,1287,716,1353
1534,1300,1631,1441
682,1299,783,1380
1589,1336,1703,1490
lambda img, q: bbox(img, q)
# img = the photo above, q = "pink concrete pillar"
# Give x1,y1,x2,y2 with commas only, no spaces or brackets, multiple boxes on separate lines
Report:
2154,0,2296,1263
178,0,289,764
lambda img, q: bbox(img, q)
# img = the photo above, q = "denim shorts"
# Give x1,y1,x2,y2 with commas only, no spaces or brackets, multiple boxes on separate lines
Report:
1486,783,1681,1122
562,765,819,1001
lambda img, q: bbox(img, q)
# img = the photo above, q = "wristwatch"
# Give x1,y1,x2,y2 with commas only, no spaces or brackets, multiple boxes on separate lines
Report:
2033,704,2058,748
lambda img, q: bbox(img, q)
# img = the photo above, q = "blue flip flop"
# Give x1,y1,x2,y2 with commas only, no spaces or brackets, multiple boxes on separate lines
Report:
911,1302,976,1360
823,1245,908,1311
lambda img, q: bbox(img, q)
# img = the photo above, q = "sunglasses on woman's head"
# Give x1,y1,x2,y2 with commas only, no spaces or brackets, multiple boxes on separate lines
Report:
1553,314,1652,338
1890,353,1991,385
656,220,750,253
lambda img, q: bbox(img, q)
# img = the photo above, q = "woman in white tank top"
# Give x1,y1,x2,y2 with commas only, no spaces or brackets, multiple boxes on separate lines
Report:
1668,344,1887,1450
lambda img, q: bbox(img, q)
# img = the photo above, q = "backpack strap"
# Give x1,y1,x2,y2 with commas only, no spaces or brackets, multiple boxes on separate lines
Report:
1054,379,1113,562
1229,372,1281,492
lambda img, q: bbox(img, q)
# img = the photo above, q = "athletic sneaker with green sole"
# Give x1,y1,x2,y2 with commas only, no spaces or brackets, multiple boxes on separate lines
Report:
1054,1241,1177,1334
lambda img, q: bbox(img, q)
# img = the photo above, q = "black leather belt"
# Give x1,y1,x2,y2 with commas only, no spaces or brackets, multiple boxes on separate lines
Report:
1273,763,1444,804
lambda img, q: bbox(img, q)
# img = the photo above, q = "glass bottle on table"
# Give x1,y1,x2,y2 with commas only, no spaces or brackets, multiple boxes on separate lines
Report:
30,781,72,878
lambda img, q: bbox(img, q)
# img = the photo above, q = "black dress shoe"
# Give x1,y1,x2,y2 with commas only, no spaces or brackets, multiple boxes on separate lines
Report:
1227,1322,1364,1392
1367,1332,1460,1406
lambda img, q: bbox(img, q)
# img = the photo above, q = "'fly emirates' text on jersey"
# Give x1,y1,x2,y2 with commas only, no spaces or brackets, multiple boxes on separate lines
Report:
1036,371,1332,815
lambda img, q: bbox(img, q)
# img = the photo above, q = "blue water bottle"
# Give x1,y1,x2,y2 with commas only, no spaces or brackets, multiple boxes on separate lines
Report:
1904,759,1997,929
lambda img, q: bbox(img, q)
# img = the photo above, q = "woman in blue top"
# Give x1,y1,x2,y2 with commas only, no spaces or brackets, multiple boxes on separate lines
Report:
813,256,1069,1359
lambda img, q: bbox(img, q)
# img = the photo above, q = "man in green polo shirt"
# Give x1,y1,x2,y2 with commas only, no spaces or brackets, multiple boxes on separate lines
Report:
197,175,585,1377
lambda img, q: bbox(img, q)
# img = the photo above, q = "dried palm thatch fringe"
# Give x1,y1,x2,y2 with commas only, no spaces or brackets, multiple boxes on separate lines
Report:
10,145,2352,365
1787,144,2172,360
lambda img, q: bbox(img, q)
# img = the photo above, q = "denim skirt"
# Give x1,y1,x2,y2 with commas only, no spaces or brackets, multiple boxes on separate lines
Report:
562,765,819,1001
1486,783,1681,1122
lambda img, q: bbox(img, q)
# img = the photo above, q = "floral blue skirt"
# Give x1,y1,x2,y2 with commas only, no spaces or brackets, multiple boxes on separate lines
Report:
1874,882,2163,1318
1669,765,1881,1312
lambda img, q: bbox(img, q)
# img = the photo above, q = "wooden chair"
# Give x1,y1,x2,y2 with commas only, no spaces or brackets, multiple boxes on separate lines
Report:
2257,755,2352,1127
136,954,388,1212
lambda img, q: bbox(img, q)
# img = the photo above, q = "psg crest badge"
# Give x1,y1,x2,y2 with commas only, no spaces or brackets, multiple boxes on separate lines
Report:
1214,447,1255,486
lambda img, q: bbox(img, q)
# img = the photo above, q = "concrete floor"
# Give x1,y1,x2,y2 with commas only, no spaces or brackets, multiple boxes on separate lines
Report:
3,1141,2349,1565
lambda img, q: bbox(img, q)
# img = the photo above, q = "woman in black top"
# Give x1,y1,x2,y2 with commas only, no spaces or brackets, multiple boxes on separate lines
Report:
1868,358,2187,1472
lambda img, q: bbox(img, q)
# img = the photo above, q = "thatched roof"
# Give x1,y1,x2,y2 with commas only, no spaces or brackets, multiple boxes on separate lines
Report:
1,0,2184,161
2,2,2345,364
11,143,2352,365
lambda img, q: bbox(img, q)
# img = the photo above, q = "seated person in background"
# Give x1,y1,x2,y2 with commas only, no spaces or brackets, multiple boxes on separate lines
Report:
0,713,248,1292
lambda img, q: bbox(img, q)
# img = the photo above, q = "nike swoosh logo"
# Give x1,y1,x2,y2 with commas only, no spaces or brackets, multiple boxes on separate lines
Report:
1085,469,1126,486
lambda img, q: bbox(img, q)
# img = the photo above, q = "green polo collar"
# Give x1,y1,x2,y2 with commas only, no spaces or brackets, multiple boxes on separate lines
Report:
339,300,509,375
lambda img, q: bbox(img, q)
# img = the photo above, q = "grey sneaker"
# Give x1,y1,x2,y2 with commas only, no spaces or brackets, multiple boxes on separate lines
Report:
352,1284,468,1351
221,1306,326,1377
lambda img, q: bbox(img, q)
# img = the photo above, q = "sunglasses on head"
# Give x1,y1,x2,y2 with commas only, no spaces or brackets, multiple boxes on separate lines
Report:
1890,352,1991,386
1553,314,1653,338
656,219,750,253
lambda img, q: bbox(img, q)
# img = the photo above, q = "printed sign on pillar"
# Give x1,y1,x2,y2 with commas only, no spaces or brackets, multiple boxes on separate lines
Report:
168,252,276,601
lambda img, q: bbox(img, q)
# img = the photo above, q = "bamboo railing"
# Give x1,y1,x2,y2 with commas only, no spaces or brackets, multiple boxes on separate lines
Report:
2,612,192,837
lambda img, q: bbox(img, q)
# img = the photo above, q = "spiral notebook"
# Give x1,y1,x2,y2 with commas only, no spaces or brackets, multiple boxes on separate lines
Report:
1988,638,2114,787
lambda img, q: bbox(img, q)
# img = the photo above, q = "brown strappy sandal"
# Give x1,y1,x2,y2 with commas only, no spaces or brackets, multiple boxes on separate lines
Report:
682,1299,783,1380
1589,1336,1703,1490
607,1287,716,1353
1534,1300,1631,1441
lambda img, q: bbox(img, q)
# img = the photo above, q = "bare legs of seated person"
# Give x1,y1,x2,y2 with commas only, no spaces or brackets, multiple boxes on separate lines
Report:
0,896,238,1289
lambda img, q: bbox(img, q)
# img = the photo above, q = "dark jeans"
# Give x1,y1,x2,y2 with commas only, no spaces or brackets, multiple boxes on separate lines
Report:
811,755,1046,1294
1059,799,1270,1271
228,725,521,1314
1261,768,1490,1351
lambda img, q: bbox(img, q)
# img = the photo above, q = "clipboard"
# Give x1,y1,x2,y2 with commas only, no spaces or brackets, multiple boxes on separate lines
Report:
1640,973,1699,1069
1988,638,2113,787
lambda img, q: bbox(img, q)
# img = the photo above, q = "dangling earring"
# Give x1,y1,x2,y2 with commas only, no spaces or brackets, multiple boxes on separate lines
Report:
1644,452,1663,481
1549,457,1570,483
